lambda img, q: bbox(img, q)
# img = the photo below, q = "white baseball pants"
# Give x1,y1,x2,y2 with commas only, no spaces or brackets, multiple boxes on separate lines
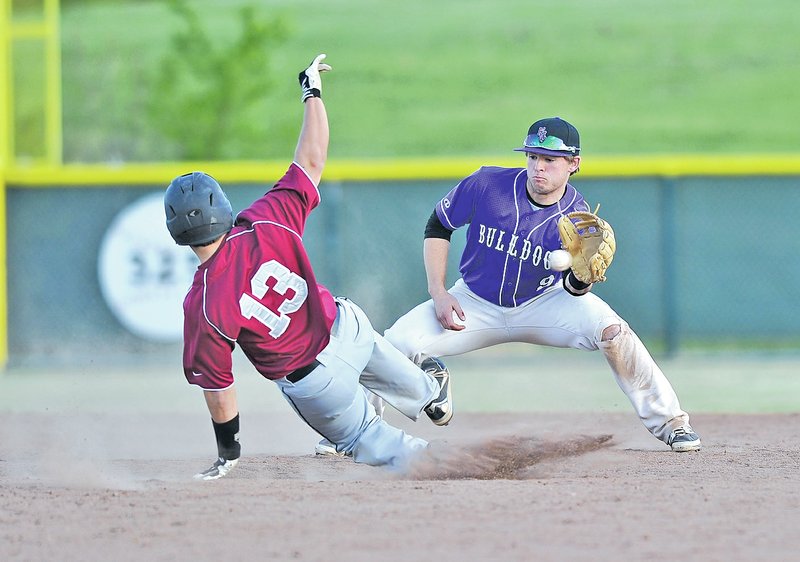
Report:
275,297,437,469
384,279,690,444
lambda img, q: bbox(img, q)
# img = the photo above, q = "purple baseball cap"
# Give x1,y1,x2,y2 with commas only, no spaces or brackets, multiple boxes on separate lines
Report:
513,117,580,157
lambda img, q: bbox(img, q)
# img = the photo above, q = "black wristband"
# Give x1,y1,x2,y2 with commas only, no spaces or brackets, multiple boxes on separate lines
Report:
213,414,241,461
299,72,321,102
301,87,321,102
563,269,592,296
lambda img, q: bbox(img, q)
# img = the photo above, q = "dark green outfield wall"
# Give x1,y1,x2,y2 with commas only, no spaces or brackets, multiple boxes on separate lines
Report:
6,175,799,368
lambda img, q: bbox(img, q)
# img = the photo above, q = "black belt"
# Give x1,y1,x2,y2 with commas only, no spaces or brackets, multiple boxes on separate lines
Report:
286,359,321,383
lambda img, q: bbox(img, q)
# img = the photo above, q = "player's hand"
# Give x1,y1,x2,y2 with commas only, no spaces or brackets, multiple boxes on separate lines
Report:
298,53,332,102
432,291,466,331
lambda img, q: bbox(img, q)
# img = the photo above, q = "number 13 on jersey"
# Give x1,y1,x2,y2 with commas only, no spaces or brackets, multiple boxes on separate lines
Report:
239,260,308,338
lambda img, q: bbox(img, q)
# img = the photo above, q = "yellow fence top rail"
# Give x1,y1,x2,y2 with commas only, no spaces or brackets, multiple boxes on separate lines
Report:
5,153,800,187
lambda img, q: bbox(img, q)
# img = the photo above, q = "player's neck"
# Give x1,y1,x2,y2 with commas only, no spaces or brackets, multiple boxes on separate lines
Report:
192,237,224,264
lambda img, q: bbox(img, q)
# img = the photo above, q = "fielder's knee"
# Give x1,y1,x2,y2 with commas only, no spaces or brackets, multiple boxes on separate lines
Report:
601,323,622,342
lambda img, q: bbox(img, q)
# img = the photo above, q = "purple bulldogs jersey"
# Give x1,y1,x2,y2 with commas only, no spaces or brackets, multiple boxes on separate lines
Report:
436,166,590,307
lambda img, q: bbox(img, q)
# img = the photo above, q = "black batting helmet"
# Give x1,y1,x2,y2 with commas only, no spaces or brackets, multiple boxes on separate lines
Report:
164,172,233,246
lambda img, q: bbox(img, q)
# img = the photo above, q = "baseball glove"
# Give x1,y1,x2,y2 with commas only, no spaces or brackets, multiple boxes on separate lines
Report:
557,206,616,284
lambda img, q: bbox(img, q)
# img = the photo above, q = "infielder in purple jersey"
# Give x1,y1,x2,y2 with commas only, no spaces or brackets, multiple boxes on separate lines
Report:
163,55,451,480
385,117,701,452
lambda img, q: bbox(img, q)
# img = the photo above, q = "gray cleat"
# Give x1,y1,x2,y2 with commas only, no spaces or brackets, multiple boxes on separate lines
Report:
668,427,701,452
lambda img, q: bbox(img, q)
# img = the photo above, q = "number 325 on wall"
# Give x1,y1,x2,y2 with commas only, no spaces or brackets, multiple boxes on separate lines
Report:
239,260,308,338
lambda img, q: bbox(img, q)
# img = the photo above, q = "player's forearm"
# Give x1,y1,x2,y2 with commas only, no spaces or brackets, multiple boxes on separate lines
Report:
294,97,329,186
424,237,451,297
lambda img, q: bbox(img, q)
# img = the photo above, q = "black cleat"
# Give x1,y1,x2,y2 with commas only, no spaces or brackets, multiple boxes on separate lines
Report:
421,356,453,426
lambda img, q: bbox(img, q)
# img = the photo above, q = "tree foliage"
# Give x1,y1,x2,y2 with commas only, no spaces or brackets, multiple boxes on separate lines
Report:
147,0,287,160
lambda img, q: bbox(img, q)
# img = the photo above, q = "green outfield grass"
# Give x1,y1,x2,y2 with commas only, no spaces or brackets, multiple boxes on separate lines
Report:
1,346,798,414
41,0,800,162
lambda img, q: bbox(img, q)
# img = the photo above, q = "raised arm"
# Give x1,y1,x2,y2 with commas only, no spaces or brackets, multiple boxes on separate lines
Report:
294,54,331,186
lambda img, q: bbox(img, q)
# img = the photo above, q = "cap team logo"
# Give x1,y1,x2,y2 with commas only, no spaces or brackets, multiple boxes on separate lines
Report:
537,127,548,143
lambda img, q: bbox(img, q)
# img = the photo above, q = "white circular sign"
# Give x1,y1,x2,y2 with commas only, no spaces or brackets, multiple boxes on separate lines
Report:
98,192,198,342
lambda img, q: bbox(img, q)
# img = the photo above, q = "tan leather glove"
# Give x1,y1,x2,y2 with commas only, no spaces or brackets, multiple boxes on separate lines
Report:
557,208,616,283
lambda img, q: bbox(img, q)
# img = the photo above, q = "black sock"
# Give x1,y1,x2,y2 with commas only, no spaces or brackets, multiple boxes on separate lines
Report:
212,414,241,461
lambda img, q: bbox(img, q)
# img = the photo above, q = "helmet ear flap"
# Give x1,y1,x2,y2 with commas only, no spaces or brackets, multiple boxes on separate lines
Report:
164,172,233,246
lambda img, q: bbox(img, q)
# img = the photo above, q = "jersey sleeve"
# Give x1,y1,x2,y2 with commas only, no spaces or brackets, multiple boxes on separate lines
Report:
236,162,321,235
435,168,484,230
182,291,236,390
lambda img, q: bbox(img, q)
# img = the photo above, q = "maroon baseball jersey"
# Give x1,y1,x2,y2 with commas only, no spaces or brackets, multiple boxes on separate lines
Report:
182,163,337,390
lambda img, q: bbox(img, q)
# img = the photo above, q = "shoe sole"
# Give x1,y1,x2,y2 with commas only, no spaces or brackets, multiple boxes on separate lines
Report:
315,448,346,457
429,376,453,426
671,439,702,452
431,403,452,426
315,443,350,457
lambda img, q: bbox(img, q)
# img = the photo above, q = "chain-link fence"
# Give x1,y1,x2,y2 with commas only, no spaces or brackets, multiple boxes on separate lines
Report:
5,174,799,369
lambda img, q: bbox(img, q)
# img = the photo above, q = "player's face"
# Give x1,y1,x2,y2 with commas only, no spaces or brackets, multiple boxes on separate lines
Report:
525,153,580,203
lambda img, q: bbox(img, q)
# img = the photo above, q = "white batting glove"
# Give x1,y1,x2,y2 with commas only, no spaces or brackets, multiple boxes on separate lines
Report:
298,53,331,102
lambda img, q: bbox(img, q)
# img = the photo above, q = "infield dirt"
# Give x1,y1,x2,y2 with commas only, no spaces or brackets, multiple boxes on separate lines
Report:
1,410,798,561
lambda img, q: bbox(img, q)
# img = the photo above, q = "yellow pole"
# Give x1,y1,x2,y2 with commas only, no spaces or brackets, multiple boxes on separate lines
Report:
0,0,9,369
0,173,7,370
1,0,10,167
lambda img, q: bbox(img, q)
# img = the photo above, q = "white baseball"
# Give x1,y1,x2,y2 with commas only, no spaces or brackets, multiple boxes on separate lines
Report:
549,249,572,272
